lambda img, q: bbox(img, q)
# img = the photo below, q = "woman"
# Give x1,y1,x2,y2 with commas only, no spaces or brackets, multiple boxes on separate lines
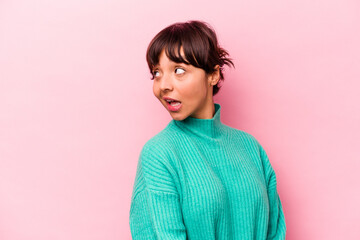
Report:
129,20,286,239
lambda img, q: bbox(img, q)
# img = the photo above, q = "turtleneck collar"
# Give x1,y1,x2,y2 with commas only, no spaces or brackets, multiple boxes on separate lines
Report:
171,103,225,139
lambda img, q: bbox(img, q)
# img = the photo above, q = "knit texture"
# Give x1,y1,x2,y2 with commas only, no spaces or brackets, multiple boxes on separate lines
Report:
129,103,286,239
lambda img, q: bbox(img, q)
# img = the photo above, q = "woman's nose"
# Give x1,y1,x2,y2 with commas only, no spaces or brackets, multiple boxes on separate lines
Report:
159,74,173,91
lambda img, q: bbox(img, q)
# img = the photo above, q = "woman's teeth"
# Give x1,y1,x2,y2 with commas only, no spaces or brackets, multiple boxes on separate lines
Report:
170,102,181,106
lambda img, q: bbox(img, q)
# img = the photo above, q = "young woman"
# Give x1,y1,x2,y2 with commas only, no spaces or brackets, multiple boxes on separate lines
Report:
129,20,286,239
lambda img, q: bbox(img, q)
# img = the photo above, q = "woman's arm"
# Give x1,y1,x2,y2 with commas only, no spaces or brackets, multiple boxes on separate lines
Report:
258,142,287,240
129,144,187,240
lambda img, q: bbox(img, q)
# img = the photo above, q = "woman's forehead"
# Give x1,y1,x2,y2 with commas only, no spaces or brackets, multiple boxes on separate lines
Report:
153,55,188,69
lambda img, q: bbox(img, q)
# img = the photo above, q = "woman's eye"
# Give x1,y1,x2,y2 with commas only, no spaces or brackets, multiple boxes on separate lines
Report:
153,70,160,77
175,68,185,74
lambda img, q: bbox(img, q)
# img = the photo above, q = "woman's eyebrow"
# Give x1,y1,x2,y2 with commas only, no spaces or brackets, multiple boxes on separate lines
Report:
152,64,160,70
152,61,186,71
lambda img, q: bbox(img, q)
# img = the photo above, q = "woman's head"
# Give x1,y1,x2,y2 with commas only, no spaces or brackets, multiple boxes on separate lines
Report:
146,20,234,120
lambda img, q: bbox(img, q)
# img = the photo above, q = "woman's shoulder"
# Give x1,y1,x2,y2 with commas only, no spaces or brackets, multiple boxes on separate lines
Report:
224,125,259,144
140,122,180,158
224,125,269,157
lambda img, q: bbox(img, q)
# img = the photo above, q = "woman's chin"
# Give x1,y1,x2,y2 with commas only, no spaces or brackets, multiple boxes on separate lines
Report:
169,112,187,121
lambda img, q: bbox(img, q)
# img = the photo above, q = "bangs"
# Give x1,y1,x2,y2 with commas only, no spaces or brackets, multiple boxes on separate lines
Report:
146,23,208,72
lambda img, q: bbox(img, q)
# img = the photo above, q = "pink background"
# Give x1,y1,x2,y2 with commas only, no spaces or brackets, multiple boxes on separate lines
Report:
1,0,359,239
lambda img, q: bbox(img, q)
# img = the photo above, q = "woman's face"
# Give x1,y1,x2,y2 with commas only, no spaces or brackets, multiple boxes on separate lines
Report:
152,47,219,121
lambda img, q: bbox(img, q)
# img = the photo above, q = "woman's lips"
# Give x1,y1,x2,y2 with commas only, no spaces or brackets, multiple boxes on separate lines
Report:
166,101,182,111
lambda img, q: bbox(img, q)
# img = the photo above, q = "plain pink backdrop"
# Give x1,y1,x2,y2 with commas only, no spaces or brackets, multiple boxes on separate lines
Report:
1,0,359,239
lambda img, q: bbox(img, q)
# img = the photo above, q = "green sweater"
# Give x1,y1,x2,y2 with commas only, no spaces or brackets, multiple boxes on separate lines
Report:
129,103,286,239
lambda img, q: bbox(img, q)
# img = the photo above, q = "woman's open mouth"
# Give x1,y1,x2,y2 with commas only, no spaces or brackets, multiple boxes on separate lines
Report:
166,100,182,111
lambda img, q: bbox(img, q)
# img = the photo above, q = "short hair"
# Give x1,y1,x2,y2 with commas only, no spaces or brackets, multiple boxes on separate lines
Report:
146,20,235,96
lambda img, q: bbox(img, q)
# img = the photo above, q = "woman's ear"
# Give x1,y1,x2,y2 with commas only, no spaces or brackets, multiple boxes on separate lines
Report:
208,65,220,86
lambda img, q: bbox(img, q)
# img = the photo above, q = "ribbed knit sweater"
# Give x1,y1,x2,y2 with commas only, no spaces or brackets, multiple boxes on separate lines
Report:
129,103,286,239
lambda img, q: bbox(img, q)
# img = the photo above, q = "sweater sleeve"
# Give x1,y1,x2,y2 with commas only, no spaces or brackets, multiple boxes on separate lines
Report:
129,143,187,240
257,142,287,240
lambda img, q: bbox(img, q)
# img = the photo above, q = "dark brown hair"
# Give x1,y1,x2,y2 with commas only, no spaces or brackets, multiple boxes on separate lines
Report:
146,20,235,96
